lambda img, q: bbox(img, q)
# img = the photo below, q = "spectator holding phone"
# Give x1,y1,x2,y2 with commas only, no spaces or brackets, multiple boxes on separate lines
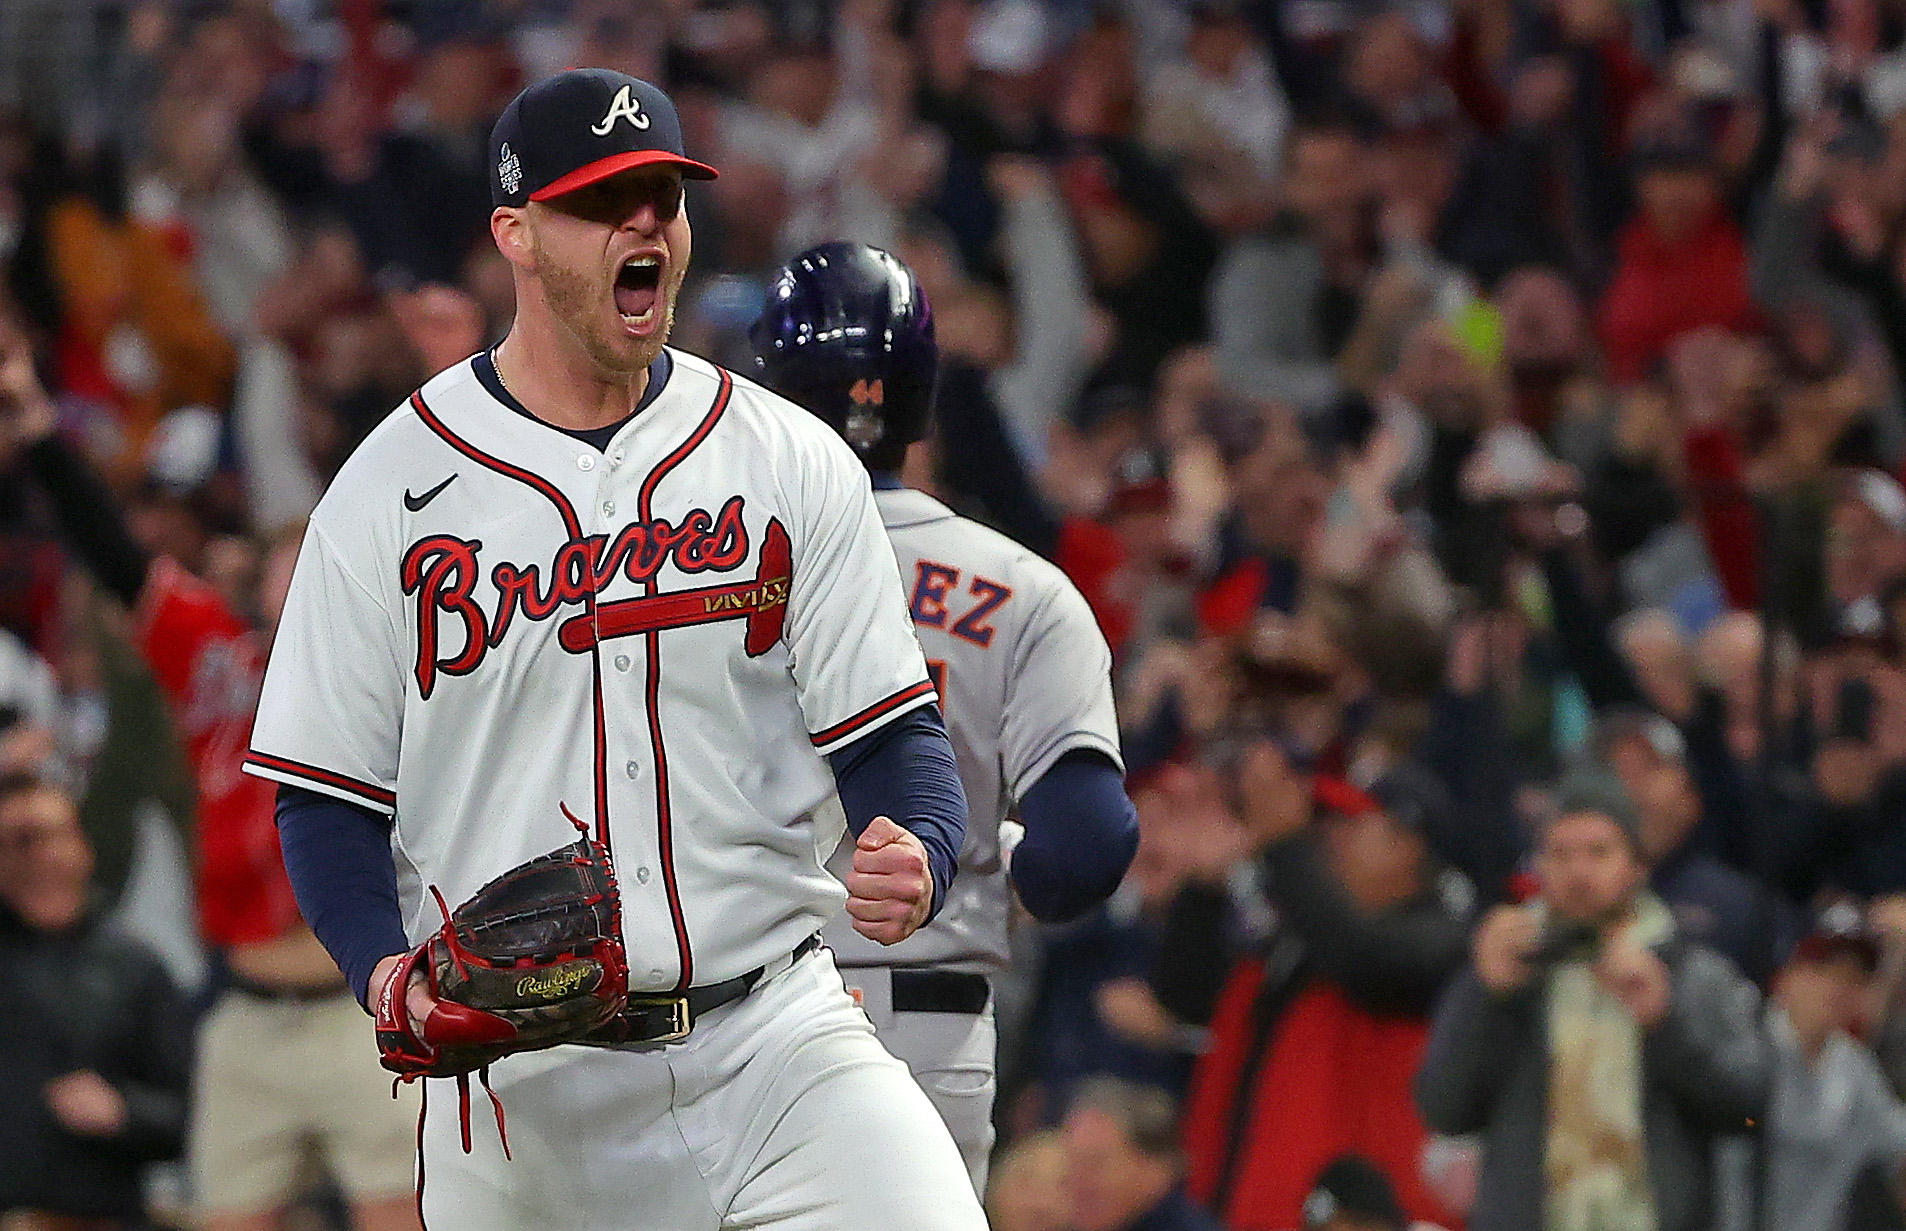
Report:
1416,771,1770,1231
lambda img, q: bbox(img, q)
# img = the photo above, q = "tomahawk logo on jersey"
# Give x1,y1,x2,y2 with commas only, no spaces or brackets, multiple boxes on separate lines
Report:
244,351,936,995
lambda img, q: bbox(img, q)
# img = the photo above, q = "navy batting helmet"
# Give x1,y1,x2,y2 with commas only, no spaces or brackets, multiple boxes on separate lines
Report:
749,243,936,472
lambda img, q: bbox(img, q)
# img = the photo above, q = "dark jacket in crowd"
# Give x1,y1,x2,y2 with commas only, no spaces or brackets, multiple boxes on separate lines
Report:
1652,842,1799,984
1131,1187,1225,1231
1415,934,1770,1231
1027,894,1191,1107
0,906,192,1220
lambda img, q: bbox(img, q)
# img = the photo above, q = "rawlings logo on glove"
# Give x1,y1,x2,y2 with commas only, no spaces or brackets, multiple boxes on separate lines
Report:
376,807,629,1080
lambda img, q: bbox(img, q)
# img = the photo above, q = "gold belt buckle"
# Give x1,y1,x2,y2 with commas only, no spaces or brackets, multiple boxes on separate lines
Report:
628,995,692,1043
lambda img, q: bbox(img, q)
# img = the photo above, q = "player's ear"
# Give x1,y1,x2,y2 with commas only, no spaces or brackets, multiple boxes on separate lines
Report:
491,206,535,271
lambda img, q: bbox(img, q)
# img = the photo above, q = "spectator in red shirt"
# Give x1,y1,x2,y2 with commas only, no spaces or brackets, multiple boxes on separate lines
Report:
1165,749,1472,1231
1598,129,1757,386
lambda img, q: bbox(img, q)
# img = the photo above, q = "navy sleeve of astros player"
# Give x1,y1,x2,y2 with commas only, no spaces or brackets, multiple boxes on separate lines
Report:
828,705,966,922
275,784,409,1008
1012,749,1139,922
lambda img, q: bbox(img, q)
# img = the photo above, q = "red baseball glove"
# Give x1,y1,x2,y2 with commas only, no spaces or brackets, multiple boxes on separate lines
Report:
375,815,629,1080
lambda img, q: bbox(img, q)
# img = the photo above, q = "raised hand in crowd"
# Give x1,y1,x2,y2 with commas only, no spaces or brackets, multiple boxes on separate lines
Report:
1472,903,1543,995
0,322,56,458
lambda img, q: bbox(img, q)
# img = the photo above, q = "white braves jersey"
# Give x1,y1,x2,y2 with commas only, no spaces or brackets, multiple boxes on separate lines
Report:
245,350,937,994
825,488,1122,972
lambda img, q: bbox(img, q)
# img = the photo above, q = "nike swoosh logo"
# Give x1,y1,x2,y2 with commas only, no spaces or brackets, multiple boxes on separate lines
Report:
404,474,458,512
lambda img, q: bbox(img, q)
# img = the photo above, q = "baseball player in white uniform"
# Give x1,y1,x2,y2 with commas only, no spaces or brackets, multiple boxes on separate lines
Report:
242,71,988,1230
750,243,1141,1190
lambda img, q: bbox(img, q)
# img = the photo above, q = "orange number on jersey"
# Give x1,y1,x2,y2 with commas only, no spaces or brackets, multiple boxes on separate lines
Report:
925,658,947,714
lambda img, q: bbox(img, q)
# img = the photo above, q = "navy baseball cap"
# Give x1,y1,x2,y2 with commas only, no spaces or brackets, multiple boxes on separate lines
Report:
489,69,719,208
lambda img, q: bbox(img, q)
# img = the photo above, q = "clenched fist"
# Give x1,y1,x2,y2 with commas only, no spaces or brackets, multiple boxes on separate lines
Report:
845,815,933,945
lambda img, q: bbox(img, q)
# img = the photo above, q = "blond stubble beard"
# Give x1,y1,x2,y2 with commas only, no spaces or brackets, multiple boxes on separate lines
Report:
530,229,681,376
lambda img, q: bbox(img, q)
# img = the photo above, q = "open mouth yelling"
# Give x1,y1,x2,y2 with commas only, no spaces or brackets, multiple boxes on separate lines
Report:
614,254,663,332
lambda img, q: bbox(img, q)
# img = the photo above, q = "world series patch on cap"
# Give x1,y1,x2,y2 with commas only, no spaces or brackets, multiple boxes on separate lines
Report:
490,69,719,208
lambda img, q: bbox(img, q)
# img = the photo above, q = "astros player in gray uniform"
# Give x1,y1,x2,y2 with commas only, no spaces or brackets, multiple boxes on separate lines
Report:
751,243,1141,1189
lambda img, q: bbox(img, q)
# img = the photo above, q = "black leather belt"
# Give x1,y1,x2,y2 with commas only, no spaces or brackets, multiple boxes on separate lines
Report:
226,971,353,1004
586,933,822,1047
891,968,991,1015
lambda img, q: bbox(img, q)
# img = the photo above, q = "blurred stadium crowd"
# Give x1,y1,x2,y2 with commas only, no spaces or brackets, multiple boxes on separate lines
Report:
7,0,1906,1227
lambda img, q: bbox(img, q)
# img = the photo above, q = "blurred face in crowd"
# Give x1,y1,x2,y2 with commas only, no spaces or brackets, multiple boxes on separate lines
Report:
1828,493,1906,606
1498,267,1588,377
1371,129,1457,230
1062,1106,1176,1231
1345,14,1434,117
1283,128,1367,225
1605,733,1702,863
753,51,838,128
415,41,505,131
496,167,691,376
1058,21,1139,139
1636,165,1718,243
1186,12,1254,78
1776,951,1872,1052
128,492,211,576
709,162,790,274
0,783,93,931
1394,320,1497,430
201,534,260,623
1227,408,1326,554
1538,810,1647,927
1321,809,1425,912
986,1131,1069,1231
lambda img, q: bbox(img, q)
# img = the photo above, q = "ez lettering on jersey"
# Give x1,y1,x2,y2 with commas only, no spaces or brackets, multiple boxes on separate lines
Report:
400,494,792,698
908,561,1011,648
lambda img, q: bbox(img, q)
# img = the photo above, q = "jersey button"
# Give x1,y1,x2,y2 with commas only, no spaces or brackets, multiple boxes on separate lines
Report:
625,760,639,779
613,654,631,672
603,500,616,516
578,455,596,472
635,866,652,884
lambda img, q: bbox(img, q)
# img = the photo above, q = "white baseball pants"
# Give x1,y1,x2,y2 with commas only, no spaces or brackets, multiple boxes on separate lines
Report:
838,967,997,1193
416,946,987,1230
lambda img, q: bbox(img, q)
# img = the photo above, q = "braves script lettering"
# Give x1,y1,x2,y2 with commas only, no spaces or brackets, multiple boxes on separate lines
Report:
402,495,751,697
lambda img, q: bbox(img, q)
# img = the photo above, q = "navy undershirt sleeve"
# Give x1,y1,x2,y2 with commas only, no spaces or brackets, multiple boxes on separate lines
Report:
275,784,410,1009
1012,749,1139,922
828,705,966,923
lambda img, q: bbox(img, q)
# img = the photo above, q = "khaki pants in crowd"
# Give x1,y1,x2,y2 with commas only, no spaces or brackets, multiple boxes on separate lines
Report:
189,989,420,1219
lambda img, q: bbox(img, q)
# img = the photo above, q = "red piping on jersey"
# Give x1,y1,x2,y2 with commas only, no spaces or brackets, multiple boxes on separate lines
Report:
809,679,938,749
635,365,733,994
244,751,397,809
410,388,612,846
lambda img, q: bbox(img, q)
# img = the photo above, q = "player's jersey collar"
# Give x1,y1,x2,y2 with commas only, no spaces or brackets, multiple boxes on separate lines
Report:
872,486,957,530
471,347,674,451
